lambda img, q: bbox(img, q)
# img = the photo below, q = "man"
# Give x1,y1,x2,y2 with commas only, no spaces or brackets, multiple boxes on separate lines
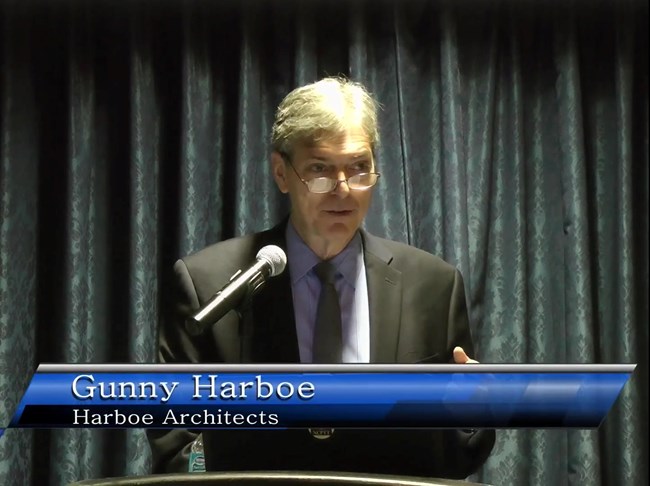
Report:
148,77,495,478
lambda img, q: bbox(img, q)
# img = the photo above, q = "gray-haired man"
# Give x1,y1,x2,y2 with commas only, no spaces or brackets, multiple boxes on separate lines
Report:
149,77,495,479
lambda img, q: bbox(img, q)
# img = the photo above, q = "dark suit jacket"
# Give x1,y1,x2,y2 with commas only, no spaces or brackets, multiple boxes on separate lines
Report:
148,221,495,478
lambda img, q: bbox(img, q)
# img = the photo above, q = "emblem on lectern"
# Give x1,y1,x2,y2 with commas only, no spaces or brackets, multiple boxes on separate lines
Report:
308,428,335,439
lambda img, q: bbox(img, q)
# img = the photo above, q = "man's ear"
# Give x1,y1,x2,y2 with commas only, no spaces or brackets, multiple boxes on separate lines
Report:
271,152,289,194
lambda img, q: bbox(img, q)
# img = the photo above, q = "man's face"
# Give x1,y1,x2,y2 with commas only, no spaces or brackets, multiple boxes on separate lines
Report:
272,126,375,258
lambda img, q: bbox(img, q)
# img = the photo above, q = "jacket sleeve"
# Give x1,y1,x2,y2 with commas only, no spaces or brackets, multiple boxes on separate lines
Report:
441,269,495,478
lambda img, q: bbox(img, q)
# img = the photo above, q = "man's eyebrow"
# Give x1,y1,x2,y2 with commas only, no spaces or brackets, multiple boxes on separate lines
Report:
307,153,371,160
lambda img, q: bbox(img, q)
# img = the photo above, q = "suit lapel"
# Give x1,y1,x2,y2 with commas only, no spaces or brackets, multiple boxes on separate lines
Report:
250,220,300,363
361,231,403,363
252,269,300,363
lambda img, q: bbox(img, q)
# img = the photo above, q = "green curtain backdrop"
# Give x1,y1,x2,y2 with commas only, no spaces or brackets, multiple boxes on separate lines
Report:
0,0,647,485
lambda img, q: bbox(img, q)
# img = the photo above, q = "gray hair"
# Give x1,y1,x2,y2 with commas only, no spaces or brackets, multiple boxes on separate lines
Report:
271,77,380,157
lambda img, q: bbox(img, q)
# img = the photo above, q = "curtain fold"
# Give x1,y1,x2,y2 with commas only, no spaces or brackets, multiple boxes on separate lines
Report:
0,1,647,485
1,4,39,484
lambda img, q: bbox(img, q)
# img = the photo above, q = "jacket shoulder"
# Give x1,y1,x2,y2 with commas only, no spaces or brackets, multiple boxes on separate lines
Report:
181,234,257,266
183,234,258,268
366,234,458,278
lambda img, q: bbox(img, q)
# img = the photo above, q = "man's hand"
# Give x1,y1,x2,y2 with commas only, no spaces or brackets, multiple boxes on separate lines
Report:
453,346,479,364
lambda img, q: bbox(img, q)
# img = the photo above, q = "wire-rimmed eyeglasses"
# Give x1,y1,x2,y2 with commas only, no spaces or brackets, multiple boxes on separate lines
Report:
280,153,381,194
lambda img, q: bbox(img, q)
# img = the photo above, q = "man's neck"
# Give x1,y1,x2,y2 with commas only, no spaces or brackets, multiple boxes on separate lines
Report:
289,220,356,260
308,238,352,260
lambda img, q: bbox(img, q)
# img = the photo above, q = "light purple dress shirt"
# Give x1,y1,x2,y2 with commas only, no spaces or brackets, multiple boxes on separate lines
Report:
285,222,370,363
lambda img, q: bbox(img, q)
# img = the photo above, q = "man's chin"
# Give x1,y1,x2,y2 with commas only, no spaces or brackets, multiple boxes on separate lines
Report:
320,221,358,241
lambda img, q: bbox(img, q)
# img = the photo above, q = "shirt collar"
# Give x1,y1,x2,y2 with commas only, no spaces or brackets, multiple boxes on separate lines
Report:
285,221,362,288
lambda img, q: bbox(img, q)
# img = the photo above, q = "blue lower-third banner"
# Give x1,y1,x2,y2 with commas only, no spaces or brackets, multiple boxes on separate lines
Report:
1,364,634,434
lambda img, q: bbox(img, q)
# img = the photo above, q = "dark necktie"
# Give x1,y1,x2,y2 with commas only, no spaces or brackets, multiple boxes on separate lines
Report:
312,261,343,363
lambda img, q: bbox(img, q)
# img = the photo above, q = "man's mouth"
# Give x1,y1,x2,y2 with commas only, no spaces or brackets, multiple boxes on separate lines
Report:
324,209,354,215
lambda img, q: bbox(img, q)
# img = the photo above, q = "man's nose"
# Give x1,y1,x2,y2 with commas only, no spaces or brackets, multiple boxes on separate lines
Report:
332,172,350,198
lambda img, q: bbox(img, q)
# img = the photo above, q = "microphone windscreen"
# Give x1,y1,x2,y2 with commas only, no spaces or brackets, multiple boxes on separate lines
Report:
256,245,287,277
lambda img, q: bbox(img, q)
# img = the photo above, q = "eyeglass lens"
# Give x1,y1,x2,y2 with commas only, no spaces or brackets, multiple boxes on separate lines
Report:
308,174,379,193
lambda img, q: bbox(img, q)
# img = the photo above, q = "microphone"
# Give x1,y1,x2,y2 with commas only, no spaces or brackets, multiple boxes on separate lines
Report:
185,245,287,335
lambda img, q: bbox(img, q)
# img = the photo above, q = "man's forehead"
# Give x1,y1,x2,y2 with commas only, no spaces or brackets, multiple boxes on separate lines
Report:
302,147,372,159
297,135,372,158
